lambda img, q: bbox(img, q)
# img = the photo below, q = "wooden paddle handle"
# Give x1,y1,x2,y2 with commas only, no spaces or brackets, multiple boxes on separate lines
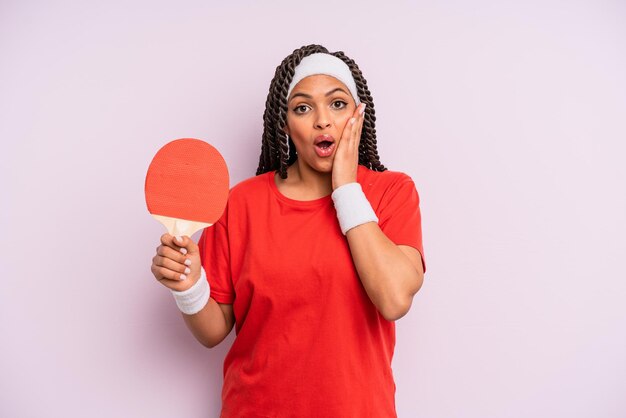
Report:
151,214,212,237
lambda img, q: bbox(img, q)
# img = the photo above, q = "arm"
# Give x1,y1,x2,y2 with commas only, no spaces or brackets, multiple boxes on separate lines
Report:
346,222,424,321
185,214,237,348
182,300,235,348
153,234,235,349
331,103,425,321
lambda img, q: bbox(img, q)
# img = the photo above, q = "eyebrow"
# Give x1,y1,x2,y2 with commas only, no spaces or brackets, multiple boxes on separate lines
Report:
288,87,349,102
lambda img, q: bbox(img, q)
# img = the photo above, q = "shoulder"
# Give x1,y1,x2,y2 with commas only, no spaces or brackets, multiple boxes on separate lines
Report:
357,164,415,191
357,165,421,211
216,172,271,226
228,171,272,199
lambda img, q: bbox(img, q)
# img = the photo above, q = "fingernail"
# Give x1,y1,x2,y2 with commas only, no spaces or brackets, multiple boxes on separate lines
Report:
180,248,188,255
184,267,191,274
350,118,356,125
180,274,187,280
184,259,192,266
359,103,366,115
175,236,183,243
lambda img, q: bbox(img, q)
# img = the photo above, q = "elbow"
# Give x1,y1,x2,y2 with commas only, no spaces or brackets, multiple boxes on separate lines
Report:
201,336,225,349
201,339,216,349
200,332,229,349
411,271,425,296
183,319,222,349
380,273,423,322
193,335,216,349
380,298,412,322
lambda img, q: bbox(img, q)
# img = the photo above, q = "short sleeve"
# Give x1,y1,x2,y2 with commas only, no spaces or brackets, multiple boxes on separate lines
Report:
377,177,426,273
198,210,235,304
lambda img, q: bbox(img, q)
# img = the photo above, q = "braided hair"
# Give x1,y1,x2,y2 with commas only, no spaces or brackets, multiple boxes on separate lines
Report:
256,44,387,179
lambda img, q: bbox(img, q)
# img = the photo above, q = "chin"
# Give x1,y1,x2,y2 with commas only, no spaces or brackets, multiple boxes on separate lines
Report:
314,161,333,173
298,156,334,174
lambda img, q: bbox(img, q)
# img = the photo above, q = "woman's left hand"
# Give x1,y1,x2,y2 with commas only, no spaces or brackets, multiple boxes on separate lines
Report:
332,103,366,190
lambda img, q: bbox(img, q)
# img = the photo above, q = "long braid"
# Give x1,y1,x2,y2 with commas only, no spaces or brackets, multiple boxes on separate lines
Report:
256,44,386,178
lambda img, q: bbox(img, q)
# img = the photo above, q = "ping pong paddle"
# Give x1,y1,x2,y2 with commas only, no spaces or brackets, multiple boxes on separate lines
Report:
145,138,229,238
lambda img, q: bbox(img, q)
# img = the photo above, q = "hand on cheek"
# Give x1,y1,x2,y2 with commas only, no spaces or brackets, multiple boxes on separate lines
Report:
332,103,366,190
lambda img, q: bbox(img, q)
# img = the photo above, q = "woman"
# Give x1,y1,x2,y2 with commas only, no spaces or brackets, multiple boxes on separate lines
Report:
151,44,426,417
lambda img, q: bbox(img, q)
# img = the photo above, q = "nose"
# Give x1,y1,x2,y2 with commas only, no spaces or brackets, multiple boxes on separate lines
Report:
314,108,331,129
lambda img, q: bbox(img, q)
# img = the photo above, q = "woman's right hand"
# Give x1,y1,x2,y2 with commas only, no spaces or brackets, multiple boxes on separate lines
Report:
151,234,202,292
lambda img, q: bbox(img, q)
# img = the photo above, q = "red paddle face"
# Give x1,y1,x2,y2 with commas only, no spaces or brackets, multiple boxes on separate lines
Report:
145,138,229,234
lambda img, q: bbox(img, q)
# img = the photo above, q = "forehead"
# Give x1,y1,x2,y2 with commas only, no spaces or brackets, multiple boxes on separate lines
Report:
290,74,350,95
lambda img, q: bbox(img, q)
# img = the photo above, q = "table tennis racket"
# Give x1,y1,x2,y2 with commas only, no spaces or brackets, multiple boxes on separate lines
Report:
145,138,229,238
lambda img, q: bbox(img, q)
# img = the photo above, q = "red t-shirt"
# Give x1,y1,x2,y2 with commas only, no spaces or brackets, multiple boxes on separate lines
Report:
199,164,426,418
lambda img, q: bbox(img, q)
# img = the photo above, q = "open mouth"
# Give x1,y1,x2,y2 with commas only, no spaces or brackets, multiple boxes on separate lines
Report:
314,140,335,157
314,134,335,157
317,141,333,149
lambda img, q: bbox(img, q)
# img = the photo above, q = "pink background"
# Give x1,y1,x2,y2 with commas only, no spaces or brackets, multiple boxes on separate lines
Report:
2,1,625,417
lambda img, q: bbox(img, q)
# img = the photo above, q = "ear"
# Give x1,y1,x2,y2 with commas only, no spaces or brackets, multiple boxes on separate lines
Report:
282,125,290,136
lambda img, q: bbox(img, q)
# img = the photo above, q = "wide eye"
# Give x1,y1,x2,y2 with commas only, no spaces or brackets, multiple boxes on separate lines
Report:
293,104,310,114
332,100,347,110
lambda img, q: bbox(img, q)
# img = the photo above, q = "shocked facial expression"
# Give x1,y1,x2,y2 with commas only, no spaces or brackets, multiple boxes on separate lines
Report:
284,74,357,173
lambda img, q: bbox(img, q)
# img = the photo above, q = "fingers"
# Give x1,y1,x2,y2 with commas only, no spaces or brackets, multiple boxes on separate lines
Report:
354,103,365,148
351,101,364,119
156,244,189,267
161,233,184,253
154,233,199,281
340,103,365,151
332,103,366,190
160,233,199,255
152,247,191,277
339,116,355,145
178,235,200,255
151,256,191,282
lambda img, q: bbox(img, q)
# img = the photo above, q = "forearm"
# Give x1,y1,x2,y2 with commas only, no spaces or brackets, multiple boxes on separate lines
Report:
346,222,423,321
181,297,229,348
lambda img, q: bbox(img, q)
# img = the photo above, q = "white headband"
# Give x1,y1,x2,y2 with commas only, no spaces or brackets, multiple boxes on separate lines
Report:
286,53,361,105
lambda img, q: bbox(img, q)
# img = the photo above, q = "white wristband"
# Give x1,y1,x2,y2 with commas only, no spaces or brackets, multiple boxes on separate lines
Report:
331,182,378,235
170,266,211,315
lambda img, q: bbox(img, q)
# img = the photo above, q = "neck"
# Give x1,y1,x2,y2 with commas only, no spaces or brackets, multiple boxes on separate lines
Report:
287,159,333,197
